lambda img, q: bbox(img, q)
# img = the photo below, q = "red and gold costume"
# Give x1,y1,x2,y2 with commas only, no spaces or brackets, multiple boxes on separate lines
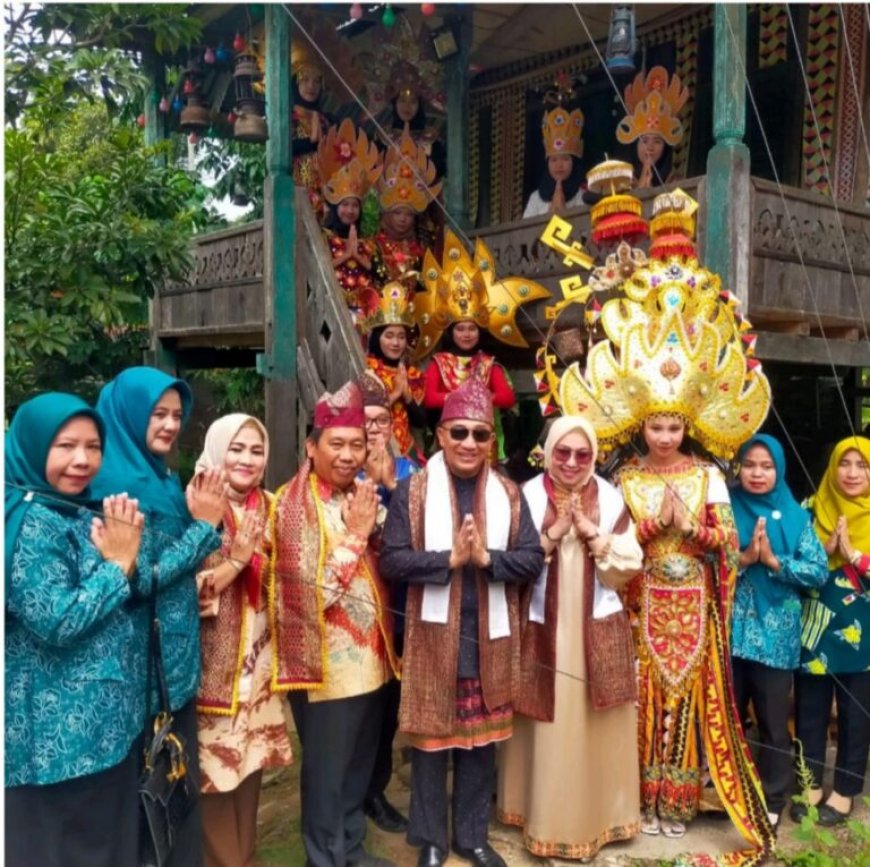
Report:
538,190,775,864
374,130,441,292
415,230,551,461
318,119,383,325
360,282,425,457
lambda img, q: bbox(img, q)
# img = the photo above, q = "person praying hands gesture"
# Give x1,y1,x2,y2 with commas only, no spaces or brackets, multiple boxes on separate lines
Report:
343,479,380,539
671,491,695,535
832,515,858,564
543,499,574,548
658,487,675,529
187,468,229,528
389,363,412,404
449,514,491,570
91,494,145,577
365,444,397,492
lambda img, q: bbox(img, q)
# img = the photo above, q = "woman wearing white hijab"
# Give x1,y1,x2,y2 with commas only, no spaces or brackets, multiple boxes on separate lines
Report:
497,416,643,861
193,414,293,867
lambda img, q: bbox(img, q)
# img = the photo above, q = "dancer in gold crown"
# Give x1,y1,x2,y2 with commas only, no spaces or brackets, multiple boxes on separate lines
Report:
537,181,775,864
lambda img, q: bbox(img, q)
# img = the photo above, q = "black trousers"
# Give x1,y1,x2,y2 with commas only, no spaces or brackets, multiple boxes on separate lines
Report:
366,676,402,801
795,670,870,797
408,745,495,853
5,743,140,867
290,687,385,867
732,657,794,814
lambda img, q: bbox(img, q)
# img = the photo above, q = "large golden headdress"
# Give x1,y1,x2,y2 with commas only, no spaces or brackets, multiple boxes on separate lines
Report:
537,190,770,460
616,66,689,147
378,131,442,214
413,230,551,359
318,119,382,205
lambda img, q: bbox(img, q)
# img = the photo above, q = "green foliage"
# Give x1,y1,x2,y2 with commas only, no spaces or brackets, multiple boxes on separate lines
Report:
5,103,212,411
196,137,267,221
5,4,201,127
191,369,266,419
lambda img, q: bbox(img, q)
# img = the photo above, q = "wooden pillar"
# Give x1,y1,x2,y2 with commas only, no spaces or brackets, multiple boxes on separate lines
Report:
144,53,178,373
263,5,297,487
445,9,472,230
702,4,751,305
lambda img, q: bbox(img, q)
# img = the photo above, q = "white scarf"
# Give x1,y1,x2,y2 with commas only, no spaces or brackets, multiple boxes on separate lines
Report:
523,473,625,623
421,450,512,639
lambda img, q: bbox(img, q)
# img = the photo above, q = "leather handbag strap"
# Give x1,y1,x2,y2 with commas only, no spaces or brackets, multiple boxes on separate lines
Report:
144,567,172,725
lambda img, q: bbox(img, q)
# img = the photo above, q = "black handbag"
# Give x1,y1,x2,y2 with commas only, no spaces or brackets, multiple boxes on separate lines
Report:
138,589,198,867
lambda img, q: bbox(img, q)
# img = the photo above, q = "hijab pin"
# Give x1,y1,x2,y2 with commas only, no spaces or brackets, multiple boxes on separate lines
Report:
771,510,782,520
24,491,34,501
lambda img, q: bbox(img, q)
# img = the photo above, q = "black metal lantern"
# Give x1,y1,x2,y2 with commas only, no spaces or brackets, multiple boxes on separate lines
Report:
179,60,210,132
606,6,637,75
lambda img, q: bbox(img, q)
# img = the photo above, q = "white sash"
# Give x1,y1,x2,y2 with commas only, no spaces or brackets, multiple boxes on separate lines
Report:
522,473,625,624
421,451,511,639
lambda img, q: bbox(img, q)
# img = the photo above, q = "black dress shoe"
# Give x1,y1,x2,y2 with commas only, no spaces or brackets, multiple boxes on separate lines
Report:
817,801,852,826
416,844,447,867
789,800,809,822
364,793,409,833
452,843,507,867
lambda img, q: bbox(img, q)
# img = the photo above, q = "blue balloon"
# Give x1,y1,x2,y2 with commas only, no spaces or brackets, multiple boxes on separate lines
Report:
215,46,231,64
172,97,183,113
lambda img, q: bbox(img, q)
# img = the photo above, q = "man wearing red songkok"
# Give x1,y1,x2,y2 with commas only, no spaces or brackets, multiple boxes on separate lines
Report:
380,379,544,867
269,381,400,867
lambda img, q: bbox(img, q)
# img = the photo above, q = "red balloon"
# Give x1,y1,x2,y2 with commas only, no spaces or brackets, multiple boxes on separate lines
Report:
421,3,436,15
232,33,246,52
183,79,195,95
137,113,146,128
228,111,238,124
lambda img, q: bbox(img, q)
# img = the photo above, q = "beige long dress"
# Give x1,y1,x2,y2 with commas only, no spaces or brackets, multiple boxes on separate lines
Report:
497,525,643,860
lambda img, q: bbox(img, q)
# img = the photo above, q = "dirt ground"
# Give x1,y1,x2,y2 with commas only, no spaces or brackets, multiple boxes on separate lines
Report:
255,735,869,867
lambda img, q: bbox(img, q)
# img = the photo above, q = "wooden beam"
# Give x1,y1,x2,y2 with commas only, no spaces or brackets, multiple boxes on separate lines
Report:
263,6,297,489
756,333,870,366
755,321,810,336
810,325,860,341
702,4,751,305
445,9,472,230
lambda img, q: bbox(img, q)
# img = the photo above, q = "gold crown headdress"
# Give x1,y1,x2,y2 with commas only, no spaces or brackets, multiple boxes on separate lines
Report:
413,230,551,359
536,211,770,459
318,119,382,205
359,282,417,334
378,131,442,214
616,66,689,147
541,71,584,158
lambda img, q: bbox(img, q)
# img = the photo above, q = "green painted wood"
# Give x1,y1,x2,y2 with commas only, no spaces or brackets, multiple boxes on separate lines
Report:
703,4,751,303
445,10,472,230
263,6,297,485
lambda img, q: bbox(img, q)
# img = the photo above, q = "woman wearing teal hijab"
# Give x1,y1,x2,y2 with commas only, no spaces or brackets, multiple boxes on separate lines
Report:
93,366,226,867
730,433,827,826
6,392,146,867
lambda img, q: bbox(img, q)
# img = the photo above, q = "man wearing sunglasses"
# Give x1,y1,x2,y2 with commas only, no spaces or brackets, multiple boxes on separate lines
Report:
380,378,544,867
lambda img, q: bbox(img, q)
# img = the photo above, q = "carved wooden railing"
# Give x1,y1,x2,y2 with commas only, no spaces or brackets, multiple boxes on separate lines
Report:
749,177,870,334
158,220,265,342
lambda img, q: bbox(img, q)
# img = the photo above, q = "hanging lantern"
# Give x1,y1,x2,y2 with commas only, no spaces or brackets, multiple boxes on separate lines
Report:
349,3,363,20
382,5,396,27
605,5,637,74
172,96,183,113
158,96,170,112
203,46,216,64
232,51,268,143
421,3,437,16
215,45,231,64
137,114,146,128
227,110,238,125
179,63,210,132
232,32,246,53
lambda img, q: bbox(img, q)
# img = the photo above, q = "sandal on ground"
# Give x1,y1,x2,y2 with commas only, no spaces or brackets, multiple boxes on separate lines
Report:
640,815,661,836
661,819,686,838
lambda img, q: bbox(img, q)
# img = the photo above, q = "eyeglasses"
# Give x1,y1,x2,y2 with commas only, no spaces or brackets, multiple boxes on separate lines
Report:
446,426,492,444
553,446,594,464
365,416,391,429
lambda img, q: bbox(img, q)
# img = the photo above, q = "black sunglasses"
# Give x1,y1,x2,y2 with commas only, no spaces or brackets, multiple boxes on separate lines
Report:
446,425,492,444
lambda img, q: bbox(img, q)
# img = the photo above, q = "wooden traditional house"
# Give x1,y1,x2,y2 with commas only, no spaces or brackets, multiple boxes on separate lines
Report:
141,4,870,490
